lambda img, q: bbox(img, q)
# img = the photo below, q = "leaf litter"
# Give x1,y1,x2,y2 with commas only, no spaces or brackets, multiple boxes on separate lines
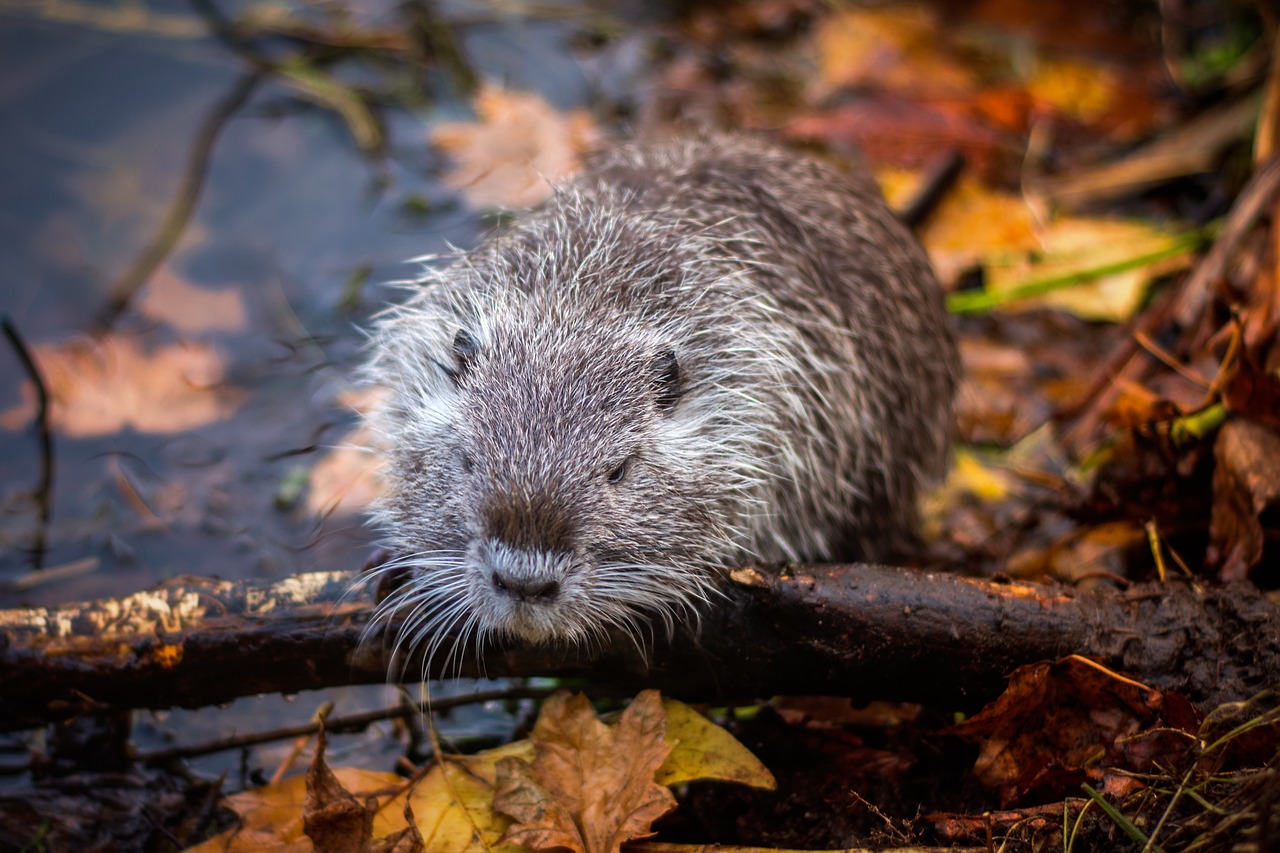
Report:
184,691,774,853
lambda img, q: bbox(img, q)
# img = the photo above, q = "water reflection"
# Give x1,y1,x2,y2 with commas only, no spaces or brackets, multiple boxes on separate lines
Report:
0,0,594,607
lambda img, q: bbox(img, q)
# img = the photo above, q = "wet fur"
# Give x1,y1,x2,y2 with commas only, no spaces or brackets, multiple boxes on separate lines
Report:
364,134,958,662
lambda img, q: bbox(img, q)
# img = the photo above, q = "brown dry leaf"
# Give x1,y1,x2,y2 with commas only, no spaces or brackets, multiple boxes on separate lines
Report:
137,263,247,333
431,85,601,209
949,656,1200,806
1006,519,1147,585
789,98,1018,181
1207,418,1280,580
1225,347,1280,431
812,7,977,98
0,334,245,437
494,690,676,853
183,760,403,852
303,730,379,851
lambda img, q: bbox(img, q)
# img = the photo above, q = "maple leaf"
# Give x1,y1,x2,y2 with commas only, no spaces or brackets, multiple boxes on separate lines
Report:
493,690,677,853
0,333,245,437
431,85,601,210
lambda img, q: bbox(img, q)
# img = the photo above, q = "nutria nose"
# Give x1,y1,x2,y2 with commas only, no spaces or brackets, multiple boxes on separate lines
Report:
492,569,560,601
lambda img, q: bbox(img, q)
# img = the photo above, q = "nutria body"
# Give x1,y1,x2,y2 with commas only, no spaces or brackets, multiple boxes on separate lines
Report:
366,134,958,653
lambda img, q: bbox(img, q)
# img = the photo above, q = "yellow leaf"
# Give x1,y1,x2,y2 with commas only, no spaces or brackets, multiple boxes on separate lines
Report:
943,449,1015,503
655,699,776,790
915,178,1039,286
1025,58,1119,125
985,218,1193,321
378,741,532,853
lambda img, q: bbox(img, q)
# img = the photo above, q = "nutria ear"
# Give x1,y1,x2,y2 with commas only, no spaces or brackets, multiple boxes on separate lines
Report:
438,329,479,386
453,328,479,364
652,348,683,413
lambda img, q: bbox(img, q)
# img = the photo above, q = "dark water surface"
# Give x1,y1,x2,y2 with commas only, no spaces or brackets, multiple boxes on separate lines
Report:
0,0,607,605
0,0,626,774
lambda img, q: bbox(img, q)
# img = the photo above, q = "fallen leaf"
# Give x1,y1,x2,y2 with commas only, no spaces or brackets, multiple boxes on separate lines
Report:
188,692,771,853
984,217,1195,321
1026,57,1116,123
655,698,775,790
0,333,245,437
812,7,977,98
949,656,1201,806
381,742,531,853
303,730,378,852
1207,418,1280,580
1020,520,1148,585
431,85,601,209
788,97,1019,183
494,690,676,853
913,177,1038,286
138,263,247,333
184,753,402,852
1224,352,1280,430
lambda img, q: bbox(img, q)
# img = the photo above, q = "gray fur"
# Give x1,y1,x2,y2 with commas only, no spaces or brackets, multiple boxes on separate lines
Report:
364,134,958,659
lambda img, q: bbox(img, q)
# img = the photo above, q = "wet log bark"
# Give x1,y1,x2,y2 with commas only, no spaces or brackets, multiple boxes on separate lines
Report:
1,564,1277,731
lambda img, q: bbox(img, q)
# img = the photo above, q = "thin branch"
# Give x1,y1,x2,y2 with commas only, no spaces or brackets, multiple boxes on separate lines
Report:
134,685,556,765
1,316,53,570
93,71,262,333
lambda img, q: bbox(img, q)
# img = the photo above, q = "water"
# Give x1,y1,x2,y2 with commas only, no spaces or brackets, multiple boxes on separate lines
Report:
0,0,613,604
0,0,636,775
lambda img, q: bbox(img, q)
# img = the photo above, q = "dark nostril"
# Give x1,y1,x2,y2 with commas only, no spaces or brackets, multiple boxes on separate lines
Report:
492,570,560,602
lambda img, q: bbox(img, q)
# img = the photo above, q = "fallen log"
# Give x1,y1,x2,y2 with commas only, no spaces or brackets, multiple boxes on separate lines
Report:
1,564,1277,731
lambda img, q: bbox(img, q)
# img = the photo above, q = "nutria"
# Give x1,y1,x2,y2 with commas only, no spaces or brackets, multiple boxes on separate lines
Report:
363,134,958,656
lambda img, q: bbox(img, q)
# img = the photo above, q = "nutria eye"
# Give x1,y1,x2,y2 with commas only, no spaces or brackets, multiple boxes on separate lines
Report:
606,456,633,484
459,451,475,473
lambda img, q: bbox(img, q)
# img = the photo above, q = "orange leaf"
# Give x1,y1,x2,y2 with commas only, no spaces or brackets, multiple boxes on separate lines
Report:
0,333,244,437
431,85,601,209
494,690,677,853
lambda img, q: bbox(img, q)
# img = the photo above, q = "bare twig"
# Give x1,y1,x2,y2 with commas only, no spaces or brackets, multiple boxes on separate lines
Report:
134,684,556,765
1,315,53,570
93,71,262,332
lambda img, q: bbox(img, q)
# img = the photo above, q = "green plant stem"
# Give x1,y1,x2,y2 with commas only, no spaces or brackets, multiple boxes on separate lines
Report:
947,230,1210,315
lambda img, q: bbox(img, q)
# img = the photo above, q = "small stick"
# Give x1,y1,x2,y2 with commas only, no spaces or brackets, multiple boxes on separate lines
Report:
133,685,555,765
93,71,262,333
1,316,53,570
